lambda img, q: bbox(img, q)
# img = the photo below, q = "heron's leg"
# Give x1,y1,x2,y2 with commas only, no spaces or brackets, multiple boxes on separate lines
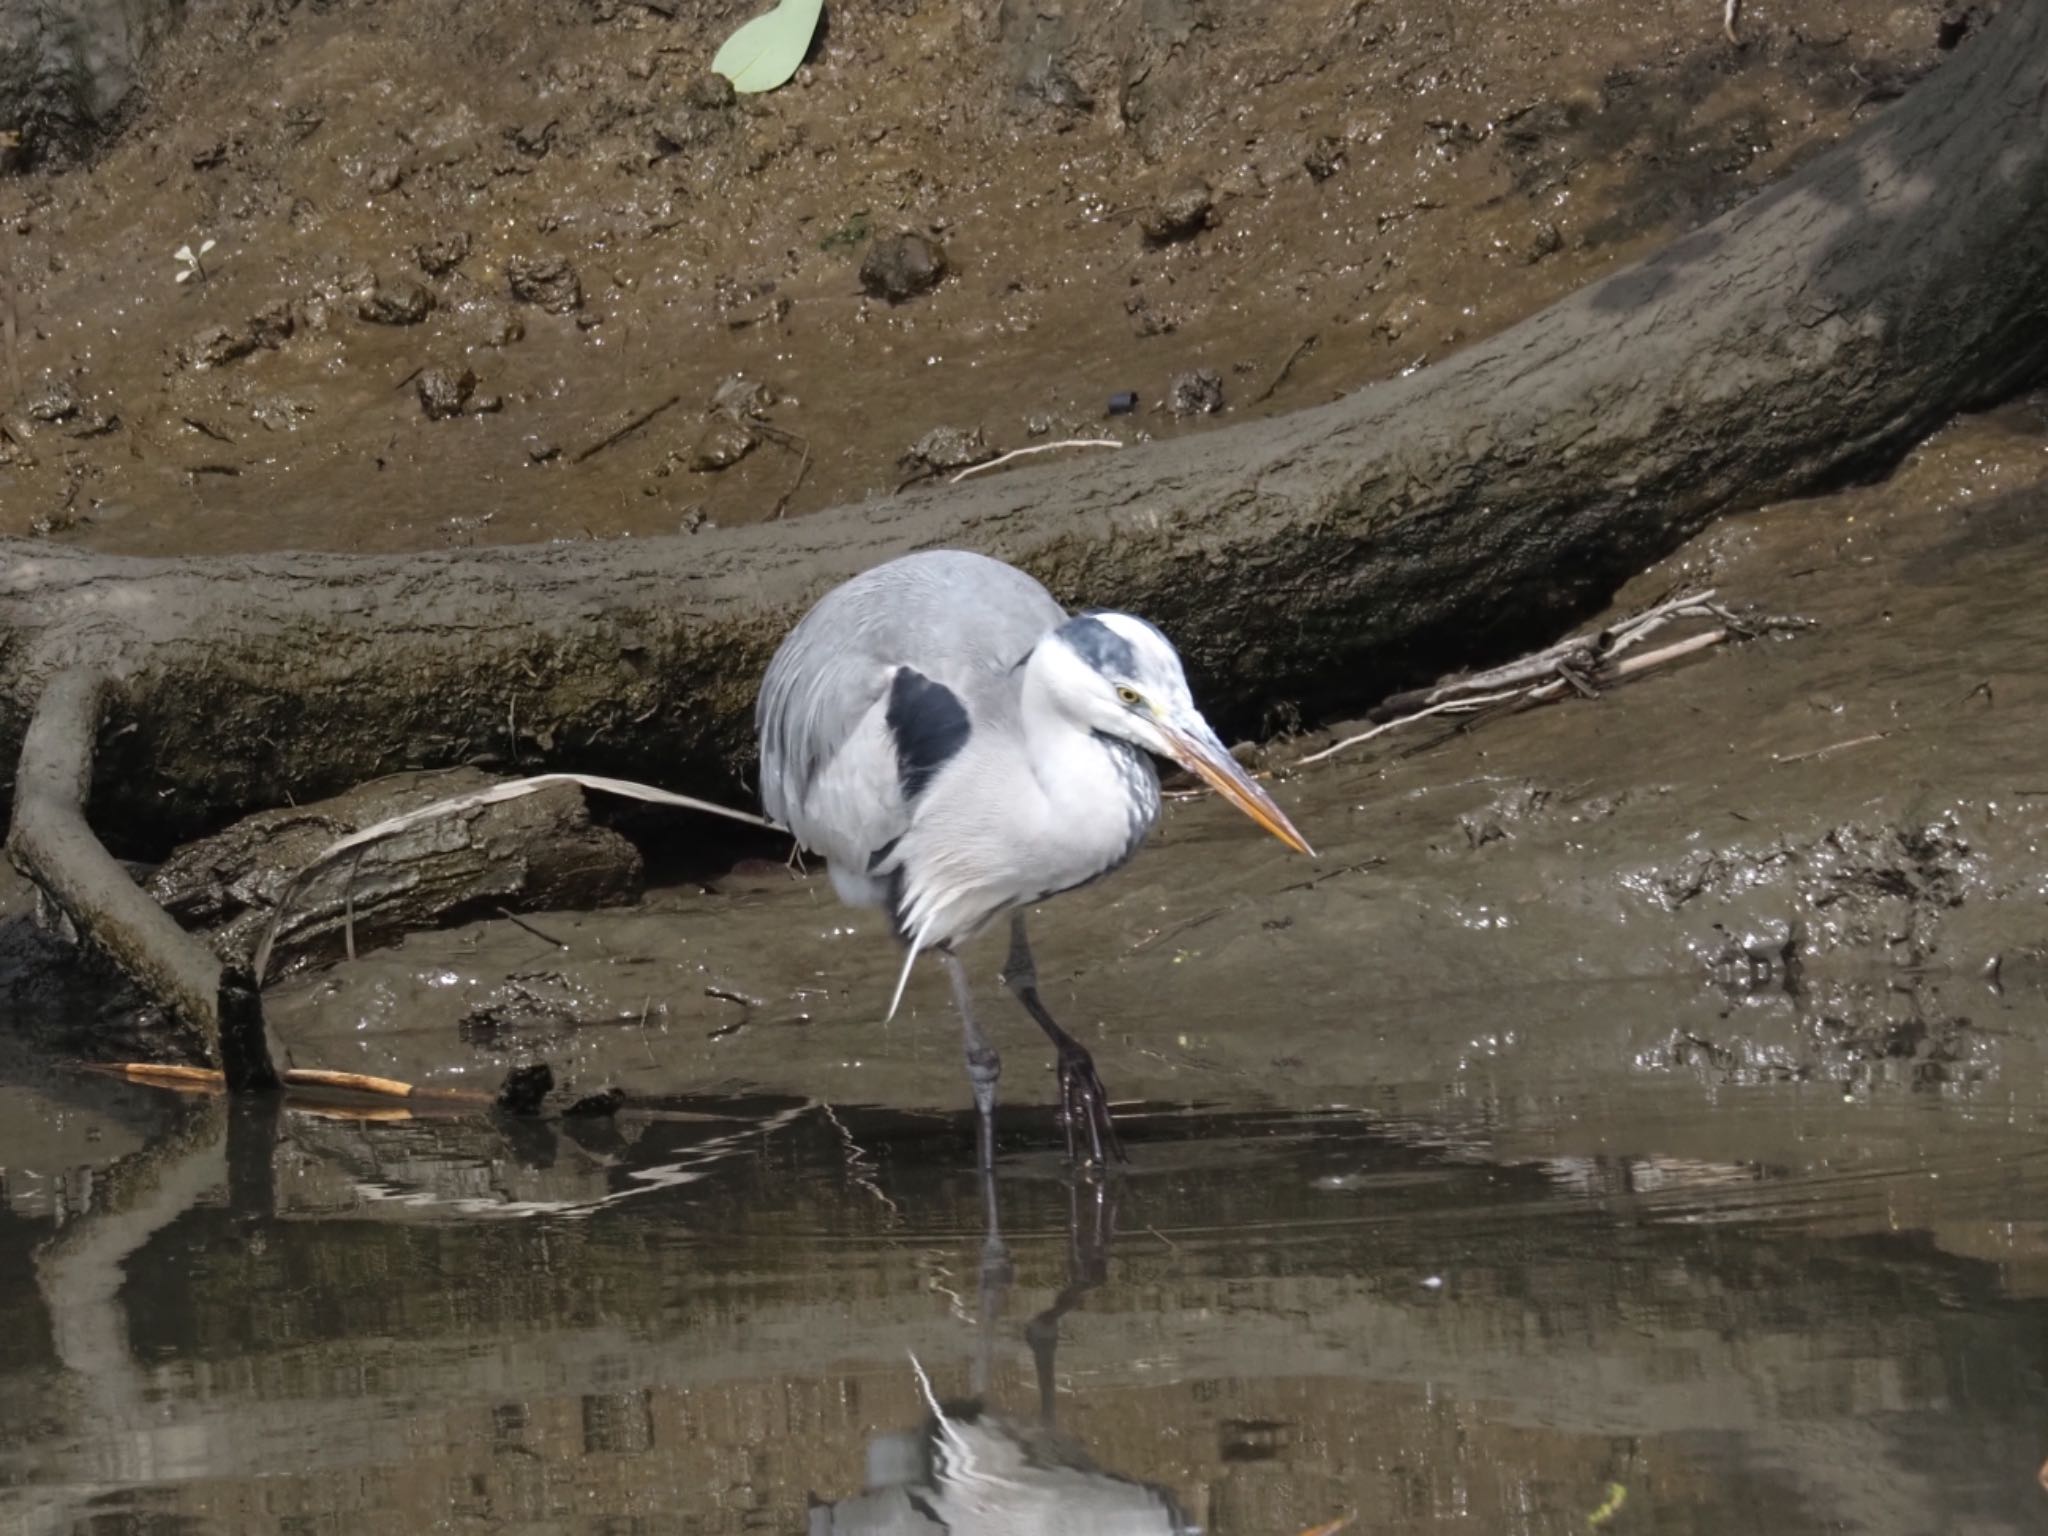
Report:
1000,913,1126,1166
937,946,1001,1170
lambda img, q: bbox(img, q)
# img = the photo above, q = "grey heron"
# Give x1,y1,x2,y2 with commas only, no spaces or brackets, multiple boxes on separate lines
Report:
756,549,1313,1164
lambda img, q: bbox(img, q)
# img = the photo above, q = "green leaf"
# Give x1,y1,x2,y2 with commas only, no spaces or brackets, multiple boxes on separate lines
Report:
711,0,825,95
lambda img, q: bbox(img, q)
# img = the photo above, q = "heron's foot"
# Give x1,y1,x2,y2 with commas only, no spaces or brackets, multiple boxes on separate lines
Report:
1054,1041,1127,1167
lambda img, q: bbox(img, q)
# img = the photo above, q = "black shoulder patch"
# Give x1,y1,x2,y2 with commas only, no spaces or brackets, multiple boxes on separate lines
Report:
1060,614,1138,677
886,667,971,803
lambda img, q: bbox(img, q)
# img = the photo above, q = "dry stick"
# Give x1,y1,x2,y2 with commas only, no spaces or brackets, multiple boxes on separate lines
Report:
498,906,570,948
253,771,779,984
8,670,280,1088
1296,628,1732,768
1294,687,1528,766
91,1060,491,1106
1354,589,1722,723
573,394,682,464
1253,334,1319,405
758,423,812,519
949,438,1122,484
1773,729,1889,767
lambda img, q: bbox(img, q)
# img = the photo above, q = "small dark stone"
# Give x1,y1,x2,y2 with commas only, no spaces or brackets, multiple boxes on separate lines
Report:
901,425,989,472
416,365,477,421
507,255,583,314
711,373,774,420
689,417,757,472
462,301,526,348
357,276,435,326
25,379,79,423
652,110,727,154
1023,54,1093,111
859,232,949,303
1522,220,1563,263
525,435,561,463
248,299,296,349
1107,391,1139,416
1140,180,1215,246
564,1086,626,1118
366,162,405,194
1303,136,1344,182
684,71,737,110
496,1061,554,1116
1167,368,1224,417
179,324,258,370
415,232,472,276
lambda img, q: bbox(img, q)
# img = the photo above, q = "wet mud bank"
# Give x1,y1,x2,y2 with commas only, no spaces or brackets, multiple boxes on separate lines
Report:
265,399,2048,1111
12,399,2046,1120
0,0,1972,550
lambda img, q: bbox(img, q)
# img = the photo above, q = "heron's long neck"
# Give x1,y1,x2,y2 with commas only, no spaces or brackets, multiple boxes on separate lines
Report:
1017,648,1160,866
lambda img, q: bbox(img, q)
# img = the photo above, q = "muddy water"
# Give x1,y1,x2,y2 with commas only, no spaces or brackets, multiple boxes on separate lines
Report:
6,1059,2048,1536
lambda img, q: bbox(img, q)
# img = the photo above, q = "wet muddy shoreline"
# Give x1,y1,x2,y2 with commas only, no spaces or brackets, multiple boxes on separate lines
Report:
9,395,2046,1121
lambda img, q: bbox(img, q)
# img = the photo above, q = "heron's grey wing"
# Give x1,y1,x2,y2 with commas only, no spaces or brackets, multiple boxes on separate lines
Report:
756,551,1065,864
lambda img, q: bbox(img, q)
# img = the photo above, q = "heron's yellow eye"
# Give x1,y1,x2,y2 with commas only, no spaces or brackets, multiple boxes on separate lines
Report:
1116,685,1142,706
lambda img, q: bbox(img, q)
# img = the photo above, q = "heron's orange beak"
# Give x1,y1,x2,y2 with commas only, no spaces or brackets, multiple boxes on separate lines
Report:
1162,719,1315,857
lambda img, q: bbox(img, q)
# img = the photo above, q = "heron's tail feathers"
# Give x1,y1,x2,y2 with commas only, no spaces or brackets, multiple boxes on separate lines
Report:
885,939,923,1021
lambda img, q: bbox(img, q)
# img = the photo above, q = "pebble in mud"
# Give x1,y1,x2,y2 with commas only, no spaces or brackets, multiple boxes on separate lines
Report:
683,71,737,111
415,232,472,276
1168,368,1225,416
356,276,435,326
859,232,949,303
416,365,477,421
901,425,989,473
179,324,258,370
689,417,757,472
506,255,583,315
1140,179,1216,245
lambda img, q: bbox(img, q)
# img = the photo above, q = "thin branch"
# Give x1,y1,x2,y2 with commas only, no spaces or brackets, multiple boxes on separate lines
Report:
573,394,682,465
1294,687,1528,766
1294,614,1745,768
949,438,1122,484
1253,333,1319,405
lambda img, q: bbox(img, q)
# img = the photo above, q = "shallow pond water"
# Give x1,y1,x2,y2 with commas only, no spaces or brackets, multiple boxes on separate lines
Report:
6,1039,2048,1536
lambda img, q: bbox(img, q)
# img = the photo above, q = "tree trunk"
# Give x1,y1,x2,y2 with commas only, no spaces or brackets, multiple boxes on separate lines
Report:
4,4,2048,847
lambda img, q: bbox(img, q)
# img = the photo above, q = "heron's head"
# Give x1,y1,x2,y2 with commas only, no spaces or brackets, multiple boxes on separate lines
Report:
1039,612,1314,856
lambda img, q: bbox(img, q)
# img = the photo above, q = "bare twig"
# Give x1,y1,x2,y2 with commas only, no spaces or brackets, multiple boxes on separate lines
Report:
763,425,812,518
1253,334,1319,405
1294,592,1754,768
498,906,571,948
1294,687,1527,766
1773,731,1889,767
573,394,682,465
89,1060,493,1108
949,438,1122,484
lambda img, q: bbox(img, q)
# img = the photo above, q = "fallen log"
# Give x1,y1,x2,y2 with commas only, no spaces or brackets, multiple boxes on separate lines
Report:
3,4,2048,848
